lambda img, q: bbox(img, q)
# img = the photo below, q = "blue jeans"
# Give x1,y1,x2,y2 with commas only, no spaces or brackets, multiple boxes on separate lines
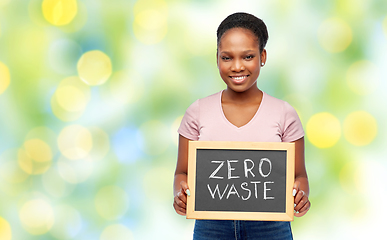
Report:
193,220,293,240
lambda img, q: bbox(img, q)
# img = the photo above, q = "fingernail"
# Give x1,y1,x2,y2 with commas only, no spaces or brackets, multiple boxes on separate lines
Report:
294,203,296,208
296,211,299,214
293,189,297,197
186,189,191,196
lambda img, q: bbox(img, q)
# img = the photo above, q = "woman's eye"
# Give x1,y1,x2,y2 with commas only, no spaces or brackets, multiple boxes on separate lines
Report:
245,55,254,60
221,56,231,61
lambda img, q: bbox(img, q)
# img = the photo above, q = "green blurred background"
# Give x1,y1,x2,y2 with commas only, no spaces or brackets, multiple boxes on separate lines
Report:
0,0,386,239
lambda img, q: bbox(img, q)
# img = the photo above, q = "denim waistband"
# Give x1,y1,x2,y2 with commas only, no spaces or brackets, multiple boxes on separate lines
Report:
193,219,293,240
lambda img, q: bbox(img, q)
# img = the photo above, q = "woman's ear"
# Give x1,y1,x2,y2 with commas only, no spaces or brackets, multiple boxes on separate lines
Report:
261,49,267,66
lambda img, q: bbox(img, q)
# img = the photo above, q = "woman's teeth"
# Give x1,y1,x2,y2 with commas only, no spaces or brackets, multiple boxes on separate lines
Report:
232,76,247,80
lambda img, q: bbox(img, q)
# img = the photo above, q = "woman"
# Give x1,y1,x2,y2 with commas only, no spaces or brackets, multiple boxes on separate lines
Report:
173,12,310,239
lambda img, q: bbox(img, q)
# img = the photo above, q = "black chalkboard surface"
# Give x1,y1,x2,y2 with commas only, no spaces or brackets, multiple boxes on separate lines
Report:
186,141,295,221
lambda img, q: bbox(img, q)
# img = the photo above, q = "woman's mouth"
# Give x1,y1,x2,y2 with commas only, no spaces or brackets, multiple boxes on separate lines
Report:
230,75,248,84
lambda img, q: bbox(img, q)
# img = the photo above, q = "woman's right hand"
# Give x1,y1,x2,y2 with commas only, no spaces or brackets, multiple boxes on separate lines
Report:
173,181,190,216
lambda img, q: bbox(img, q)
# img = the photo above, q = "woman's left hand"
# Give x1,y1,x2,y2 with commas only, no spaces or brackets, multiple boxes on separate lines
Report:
293,181,311,217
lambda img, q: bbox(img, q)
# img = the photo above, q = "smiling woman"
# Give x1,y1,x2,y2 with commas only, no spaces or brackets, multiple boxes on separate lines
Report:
173,12,310,240
217,28,265,95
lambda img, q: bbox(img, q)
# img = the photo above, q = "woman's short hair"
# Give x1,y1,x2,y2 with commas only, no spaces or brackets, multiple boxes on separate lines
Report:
217,12,269,53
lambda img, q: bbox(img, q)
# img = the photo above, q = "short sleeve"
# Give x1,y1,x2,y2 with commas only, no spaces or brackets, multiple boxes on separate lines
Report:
281,102,305,142
178,100,200,140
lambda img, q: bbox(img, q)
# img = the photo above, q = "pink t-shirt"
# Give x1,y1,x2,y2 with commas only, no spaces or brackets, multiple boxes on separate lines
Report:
178,91,304,142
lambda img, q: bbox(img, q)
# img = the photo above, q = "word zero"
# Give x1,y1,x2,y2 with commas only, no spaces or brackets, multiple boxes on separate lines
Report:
209,158,272,179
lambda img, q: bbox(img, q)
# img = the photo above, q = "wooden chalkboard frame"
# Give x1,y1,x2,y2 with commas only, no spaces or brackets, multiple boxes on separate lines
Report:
187,141,295,221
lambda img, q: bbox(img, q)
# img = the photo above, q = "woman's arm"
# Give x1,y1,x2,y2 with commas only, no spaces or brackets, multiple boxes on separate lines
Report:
293,137,311,217
173,134,191,216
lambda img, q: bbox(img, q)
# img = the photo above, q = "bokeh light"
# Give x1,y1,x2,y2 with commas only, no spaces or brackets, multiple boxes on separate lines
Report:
24,126,58,161
343,111,377,146
0,62,10,95
19,199,54,235
51,96,84,122
57,124,93,160
95,185,129,220
18,139,53,175
50,204,82,239
42,0,78,26
133,0,168,44
0,217,12,240
346,60,379,95
318,17,353,53
51,76,91,121
77,50,112,86
112,127,142,164
306,112,341,148
336,0,370,18
57,86,87,111
100,224,134,240
143,166,174,202
25,127,57,151
88,127,110,161
0,149,29,184
42,167,74,198
57,155,93,184
137,120,170,156
24,139,52,163
107,71,145,105
339,161,365,195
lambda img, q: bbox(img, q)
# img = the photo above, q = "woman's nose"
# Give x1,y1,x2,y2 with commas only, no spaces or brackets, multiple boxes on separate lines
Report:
231,59,245,72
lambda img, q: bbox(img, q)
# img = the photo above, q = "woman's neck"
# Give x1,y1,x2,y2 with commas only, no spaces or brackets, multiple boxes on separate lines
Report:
222,86,262,104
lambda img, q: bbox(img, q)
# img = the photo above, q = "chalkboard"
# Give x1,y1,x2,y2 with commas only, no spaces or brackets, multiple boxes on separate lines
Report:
186,141,295,221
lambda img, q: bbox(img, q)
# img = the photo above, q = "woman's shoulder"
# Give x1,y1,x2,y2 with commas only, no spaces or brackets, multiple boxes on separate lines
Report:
184,91,222,112
263,92,288,106
262,92,297,113
187,91,221,108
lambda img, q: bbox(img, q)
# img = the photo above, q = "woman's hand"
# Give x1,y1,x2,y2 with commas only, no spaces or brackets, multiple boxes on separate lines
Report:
293,181,310,217
173,180,190,216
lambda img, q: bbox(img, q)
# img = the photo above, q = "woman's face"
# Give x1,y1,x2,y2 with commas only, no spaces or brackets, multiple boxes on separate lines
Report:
217,28,266,93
